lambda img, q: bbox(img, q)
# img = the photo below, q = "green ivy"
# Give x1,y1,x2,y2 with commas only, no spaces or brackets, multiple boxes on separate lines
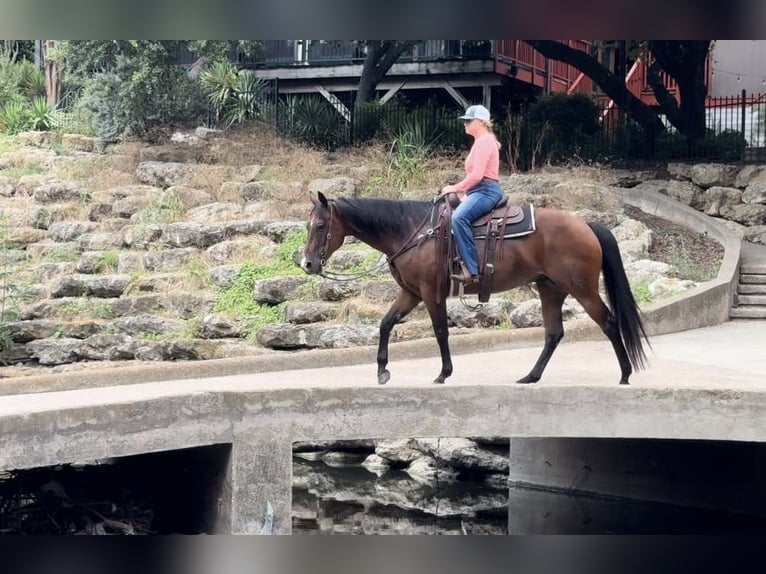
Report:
212,229,307,339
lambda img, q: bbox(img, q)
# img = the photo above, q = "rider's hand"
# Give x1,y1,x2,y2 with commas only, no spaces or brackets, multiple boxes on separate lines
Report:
440,185,458,195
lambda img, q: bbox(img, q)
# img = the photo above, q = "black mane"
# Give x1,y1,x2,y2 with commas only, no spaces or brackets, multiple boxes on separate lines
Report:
332,197,432,237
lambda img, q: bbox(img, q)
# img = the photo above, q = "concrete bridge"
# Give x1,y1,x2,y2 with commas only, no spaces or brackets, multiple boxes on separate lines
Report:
1,319,765,533
1,187,765,534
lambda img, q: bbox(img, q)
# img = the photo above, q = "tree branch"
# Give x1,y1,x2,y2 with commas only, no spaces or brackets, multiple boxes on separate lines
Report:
524,40,665,135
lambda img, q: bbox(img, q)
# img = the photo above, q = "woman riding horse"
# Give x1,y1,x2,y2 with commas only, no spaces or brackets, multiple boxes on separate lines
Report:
439,104,503,285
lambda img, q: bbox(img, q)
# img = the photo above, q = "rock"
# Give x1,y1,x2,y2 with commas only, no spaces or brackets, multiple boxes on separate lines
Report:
48,221,98,242
510,299,543,328
742,181,766,205
33,262,76,281
256,323,378,349
32,180,85,203
122,224,164,248
648,277,698,299
417,438,509,472
77,334,138,361
187,202,244,222
690,163,739,188
253,276,311,304
163,186,213,209
624,259,672,285
361,454,391,477
209,265,239,289
667,163,693,181
198,314,243,339
114,194,159,218
263,221,305,242
633,180,705,210
77,233,122,252
308,177,357,197
0,176,16,197
27,205,68,229
405,457,459,486
318,279,362,301
143,248,200,271
3,319,61,343
61,134,97,152
361,280,399,302
207,239,263,263
285,302,339,324
135,161,192,188
719,203,766,226
26,338,82,365
734,165,766,189
50,274,131,298
109,315,185,337
117,252,145,273
703,186,743,217
375,439,425,463
162,221,226,248
447,299,513,328
743,225,766,244
133,340,200,361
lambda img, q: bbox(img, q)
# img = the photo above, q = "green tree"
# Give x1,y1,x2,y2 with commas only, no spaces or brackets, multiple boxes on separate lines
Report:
524,40,712,145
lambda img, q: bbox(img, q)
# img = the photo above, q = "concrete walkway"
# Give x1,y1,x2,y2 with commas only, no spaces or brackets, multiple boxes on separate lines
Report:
0,320,763,417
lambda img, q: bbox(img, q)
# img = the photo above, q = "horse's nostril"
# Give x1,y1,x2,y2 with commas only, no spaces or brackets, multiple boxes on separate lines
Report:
305,261,312,269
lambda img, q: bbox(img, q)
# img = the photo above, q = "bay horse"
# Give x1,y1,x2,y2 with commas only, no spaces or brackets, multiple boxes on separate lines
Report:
300,191,649,386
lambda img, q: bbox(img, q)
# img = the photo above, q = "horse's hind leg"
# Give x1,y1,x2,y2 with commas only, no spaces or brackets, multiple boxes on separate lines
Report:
517,278,568,384
574,290,633,385
377,289,421,385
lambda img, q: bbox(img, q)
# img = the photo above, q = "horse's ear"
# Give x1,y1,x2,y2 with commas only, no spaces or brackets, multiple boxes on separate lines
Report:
317,191,329,207
309,191,318,206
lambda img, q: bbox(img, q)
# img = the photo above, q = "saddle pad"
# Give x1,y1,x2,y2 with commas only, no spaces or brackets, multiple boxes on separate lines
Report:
472,204,536,239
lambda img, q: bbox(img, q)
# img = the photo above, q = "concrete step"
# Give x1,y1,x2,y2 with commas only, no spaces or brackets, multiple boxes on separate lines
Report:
736,294,766,306
741,263,766,275
740,274,766,285
730,307,766,319
739,283,766,295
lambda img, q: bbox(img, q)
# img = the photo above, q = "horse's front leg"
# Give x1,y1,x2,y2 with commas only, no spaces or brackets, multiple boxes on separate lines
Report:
377,289,421,385
423,297,452,384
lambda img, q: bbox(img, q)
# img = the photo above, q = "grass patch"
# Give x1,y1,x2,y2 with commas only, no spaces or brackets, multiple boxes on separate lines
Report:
134,190,185,224
213,229,307,339
631,280,654,304
1,161,46,178
41,246,80,263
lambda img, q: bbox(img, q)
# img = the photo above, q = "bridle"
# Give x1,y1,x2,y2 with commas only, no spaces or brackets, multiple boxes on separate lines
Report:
317,201,334,268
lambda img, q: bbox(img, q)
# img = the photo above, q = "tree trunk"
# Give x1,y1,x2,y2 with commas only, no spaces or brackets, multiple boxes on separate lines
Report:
355,41,417,105
524,40,666,139
42,40,62,107
648,41,710,144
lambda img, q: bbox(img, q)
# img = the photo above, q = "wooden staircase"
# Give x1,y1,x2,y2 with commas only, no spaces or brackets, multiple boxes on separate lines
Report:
732,263,766,319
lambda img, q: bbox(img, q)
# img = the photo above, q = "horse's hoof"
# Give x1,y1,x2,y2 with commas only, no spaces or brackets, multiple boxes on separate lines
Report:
378,371,390,385
433,376,445,384
619,379,630,385
516,375,538,385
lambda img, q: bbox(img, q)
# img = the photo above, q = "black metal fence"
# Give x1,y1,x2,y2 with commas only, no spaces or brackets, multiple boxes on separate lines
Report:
506,90,766,169
209,88,766,167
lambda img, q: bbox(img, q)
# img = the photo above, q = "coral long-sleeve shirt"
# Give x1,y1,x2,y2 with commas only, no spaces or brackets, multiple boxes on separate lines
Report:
454,132,500,193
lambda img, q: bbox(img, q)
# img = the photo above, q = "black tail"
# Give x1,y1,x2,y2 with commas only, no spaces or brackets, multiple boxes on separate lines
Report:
588,222,650,370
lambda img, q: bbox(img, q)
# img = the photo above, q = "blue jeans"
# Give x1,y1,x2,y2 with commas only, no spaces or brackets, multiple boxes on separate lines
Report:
452,178,503,276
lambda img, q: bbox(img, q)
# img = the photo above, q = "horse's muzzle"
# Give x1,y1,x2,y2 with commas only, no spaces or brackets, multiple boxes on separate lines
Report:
300,256,322,275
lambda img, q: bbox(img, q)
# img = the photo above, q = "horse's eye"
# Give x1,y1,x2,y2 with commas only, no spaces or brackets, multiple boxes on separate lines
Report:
316,222,326,230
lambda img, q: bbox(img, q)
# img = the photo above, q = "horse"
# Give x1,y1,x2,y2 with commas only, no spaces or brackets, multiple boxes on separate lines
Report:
300,191,650,386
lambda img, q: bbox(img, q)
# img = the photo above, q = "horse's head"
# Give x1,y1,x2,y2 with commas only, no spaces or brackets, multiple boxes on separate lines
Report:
300,191,345,275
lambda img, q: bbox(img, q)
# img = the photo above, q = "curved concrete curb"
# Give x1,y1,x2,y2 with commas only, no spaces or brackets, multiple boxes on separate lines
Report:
621,187,741,336
3,187,736,396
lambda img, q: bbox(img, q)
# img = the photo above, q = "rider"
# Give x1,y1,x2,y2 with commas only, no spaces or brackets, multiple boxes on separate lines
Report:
440,104,503,285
